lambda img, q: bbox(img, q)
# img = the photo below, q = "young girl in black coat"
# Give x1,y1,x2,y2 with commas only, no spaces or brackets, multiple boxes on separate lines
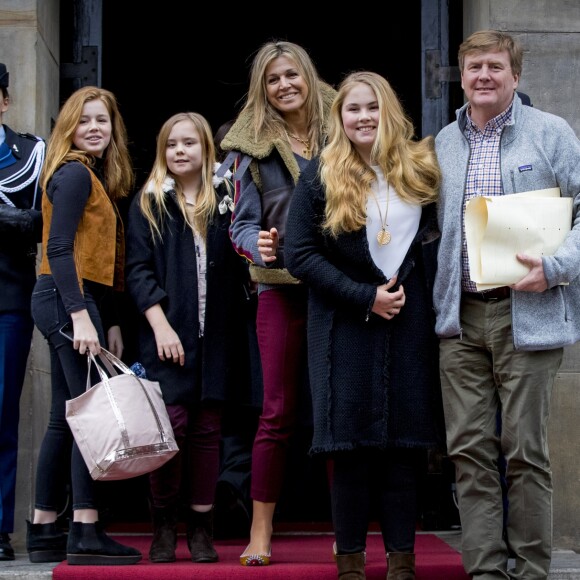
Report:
125,112,255,564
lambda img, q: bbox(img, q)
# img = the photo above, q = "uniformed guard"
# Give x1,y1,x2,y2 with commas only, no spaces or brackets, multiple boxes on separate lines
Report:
0,62,45,561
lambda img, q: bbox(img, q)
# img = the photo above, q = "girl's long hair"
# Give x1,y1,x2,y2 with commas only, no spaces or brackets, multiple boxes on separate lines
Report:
320,71,440,236
40,86,134,201
139,112,221,241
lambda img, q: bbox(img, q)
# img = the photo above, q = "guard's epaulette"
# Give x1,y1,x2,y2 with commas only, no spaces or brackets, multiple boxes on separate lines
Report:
17,131,43,142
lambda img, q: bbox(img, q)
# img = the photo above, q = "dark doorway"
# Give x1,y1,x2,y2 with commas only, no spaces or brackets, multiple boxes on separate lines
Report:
101,3,422,190
96,4,424,531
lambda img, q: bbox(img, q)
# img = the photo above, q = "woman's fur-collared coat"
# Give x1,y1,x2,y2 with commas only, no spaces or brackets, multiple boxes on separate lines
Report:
220,83,336,285
125,176,258,406
285,158,445,454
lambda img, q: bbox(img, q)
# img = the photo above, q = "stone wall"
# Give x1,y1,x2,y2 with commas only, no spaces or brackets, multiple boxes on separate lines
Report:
0,0,59,552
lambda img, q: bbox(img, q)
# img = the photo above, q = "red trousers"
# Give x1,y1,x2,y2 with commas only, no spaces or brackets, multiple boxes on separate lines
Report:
250,285,308,502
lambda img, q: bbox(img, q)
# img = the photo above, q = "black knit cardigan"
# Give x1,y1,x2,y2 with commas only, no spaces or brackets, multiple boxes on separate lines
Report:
285,158,445,455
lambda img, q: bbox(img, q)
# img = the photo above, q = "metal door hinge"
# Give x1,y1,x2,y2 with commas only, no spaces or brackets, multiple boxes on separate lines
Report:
60,45,98,86
425,49,460,99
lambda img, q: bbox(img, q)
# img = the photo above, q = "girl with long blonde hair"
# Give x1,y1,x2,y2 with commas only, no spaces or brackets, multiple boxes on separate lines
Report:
286,71,443,580
125,112,255,565
320,70,439,237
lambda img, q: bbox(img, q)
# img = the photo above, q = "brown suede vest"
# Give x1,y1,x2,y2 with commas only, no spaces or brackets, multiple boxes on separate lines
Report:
39,166,125,291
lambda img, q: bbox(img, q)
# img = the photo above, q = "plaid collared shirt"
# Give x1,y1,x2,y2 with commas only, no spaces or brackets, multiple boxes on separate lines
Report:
461,103,514,291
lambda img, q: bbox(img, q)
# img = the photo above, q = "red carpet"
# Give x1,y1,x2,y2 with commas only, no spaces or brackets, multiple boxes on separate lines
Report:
53,533,469,579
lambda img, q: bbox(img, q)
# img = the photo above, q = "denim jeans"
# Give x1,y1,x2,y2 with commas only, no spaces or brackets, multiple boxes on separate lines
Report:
31,274,106,512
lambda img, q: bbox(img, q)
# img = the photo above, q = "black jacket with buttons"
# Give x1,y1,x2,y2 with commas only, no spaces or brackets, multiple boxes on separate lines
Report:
125,180,258,406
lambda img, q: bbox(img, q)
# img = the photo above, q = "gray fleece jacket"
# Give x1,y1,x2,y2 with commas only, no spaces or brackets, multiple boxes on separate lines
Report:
434,94,580,350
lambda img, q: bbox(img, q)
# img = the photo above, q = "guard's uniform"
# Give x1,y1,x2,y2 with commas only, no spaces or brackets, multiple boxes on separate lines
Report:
0,124,45,539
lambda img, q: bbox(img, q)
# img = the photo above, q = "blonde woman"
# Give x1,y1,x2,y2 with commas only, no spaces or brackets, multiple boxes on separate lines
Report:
286,71,444,580
219,40,336,566
125,112,256,564
28,86,139,565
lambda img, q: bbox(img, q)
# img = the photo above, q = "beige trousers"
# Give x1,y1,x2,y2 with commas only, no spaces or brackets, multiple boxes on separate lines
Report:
440,295,562,580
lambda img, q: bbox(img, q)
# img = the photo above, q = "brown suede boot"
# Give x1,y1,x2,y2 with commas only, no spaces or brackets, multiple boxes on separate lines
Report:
336,552,366,579
186,509,218,563
386,552,415,579
149,507,178,563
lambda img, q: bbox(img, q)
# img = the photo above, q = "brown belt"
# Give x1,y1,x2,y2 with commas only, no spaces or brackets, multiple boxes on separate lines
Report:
462,286,511,301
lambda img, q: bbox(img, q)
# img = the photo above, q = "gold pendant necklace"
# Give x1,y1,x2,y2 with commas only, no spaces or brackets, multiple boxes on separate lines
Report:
287,131,311,158
370,188,391,245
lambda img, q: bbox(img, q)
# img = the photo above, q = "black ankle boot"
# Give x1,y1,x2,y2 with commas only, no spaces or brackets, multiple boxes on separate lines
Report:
26,520,67,563
186,509,218,563
0,533,15,561
66,521,142,566
149,507,178,563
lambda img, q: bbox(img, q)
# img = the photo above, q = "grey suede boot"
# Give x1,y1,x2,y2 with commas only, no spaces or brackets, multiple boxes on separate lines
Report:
336,551,366,579
386,552,415,580
149,507,178,563
186,509,218,563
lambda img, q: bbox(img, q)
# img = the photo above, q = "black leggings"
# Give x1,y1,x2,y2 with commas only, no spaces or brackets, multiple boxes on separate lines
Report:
331,447,424,555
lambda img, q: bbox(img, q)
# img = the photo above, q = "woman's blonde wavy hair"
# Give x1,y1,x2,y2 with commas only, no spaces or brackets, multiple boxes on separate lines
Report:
40,86,134,201
320,71,440,237
242,40,327,156
139,112,224,242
